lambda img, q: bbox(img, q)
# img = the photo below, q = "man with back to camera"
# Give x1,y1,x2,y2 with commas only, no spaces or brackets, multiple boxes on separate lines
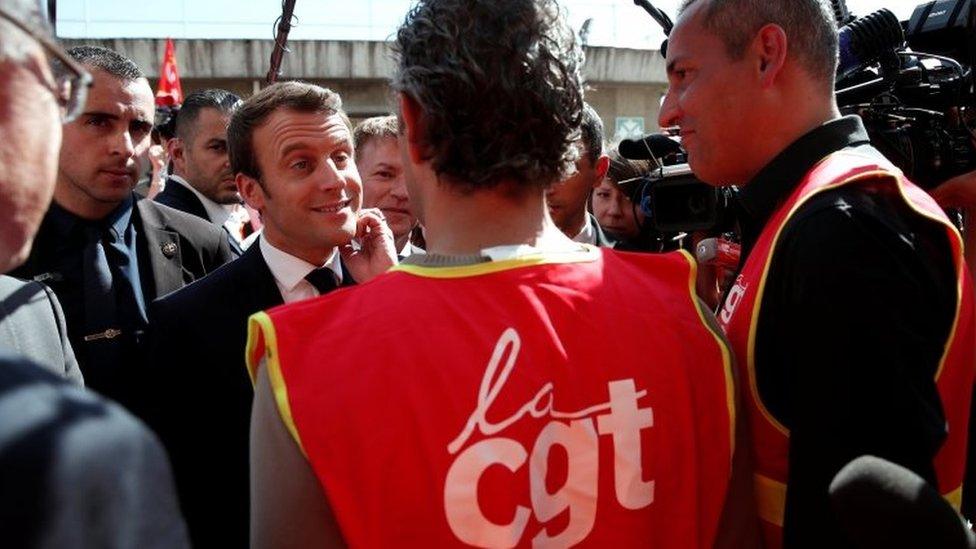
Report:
144,81,396,548
0,2,188,545
659,0,975,546
354,114,426,257
10,45,233,411
154,88,248,255
247,0,757,547
547,102,615,247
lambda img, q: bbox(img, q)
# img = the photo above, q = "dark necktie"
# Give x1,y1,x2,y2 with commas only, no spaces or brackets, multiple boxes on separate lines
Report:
305,267,338,295
83,226,118,334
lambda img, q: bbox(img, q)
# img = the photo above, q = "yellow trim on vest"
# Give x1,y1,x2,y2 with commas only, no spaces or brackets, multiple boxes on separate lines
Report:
946,484,964,510
754,473,787,527
679,249,737,459
390,246,601,279
245,312,265,385
246,311,307,457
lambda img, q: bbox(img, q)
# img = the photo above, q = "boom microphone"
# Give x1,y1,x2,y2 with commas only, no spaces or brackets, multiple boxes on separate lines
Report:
837,8,906,81
829,456,975,549
618,133,683,161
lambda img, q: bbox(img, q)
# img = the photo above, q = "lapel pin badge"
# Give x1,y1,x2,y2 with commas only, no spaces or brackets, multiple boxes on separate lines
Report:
161,242,178,258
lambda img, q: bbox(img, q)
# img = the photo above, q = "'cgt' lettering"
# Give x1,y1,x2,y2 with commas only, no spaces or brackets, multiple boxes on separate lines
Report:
444,328,654,548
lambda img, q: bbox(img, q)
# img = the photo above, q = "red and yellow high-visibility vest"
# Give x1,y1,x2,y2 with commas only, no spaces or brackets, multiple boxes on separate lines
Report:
717,150,976,549
248,247,736,548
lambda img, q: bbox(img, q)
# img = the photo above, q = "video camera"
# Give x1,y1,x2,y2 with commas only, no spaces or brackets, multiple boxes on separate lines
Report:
835,0,976,190
622,0,976,235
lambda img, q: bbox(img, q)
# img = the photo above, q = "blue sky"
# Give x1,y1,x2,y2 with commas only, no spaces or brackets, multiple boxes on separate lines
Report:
57,0,927,49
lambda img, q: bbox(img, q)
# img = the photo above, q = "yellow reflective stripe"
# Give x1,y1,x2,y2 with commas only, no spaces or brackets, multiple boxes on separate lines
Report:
946,484,963,511
754,473,787,527
678,249,736,460
245,311,269,385
390,246,601,279
246,311,307,457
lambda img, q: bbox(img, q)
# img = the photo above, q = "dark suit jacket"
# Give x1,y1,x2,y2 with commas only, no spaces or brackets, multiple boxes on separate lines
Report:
154,178,210,222
0,276,83,385
155,178,243,256
0,351,189,549
145,240,353,548
11,197,233,408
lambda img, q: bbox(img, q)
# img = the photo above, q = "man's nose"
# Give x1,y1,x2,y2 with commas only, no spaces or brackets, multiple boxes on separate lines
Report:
391,174,409,201
658,89,680,129
316,159,345,191
109,130,136,158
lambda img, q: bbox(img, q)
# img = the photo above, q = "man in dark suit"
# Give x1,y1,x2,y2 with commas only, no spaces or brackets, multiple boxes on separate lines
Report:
154,88,249,255
0,3,188,545
11,45,232,411
146,81,396,547
546,102,615,247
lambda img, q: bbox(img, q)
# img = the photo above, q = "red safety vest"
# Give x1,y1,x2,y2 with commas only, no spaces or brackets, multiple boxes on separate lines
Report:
248,247,736,548
717,150,976,548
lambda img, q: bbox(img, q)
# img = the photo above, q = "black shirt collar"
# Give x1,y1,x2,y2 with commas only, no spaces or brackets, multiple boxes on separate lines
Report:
736,115,871,244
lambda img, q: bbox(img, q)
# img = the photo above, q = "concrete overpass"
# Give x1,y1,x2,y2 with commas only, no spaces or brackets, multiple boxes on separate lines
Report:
63,38,668,140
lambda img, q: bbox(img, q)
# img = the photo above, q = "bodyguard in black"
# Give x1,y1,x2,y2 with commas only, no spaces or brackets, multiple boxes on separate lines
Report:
10,45,232,409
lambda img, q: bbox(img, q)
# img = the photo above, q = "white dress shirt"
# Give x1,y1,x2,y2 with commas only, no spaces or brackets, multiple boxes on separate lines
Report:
571,218,597,245
259,237,344,304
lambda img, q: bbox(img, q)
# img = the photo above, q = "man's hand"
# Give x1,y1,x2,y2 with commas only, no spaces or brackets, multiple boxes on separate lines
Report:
340,208,398,283
147,143,168,199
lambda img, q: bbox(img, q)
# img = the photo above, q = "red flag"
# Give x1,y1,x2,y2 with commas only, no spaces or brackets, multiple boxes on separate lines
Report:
155,38,184,107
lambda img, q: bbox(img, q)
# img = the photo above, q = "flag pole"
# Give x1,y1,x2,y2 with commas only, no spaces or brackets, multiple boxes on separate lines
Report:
266,0,298,85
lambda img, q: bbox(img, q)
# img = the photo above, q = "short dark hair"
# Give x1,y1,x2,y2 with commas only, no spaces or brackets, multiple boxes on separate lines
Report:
67,45,143,81
353,115,399,159
0,0,52,62
392,0,584,191
227,81,348,181
580,103,605,165
175,88,242,143
678,0,838,86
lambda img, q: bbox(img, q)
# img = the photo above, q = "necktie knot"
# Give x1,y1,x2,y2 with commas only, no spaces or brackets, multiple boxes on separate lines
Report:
305,267,338,295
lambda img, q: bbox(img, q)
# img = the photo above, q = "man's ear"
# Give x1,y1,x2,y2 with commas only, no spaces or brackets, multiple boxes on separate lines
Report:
398,93,427,165
168,137,186,173
593,154,610,187
753,23,788,89
237,172,266,212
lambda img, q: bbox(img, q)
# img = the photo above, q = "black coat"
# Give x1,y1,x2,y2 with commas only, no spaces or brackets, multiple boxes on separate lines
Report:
11,197,234,408
154,177,211,222
144,240,353,548
155,178,243,256
0,351,189,548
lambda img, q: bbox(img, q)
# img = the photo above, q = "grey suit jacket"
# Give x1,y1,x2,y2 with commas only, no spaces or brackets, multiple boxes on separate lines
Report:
0,276,82,385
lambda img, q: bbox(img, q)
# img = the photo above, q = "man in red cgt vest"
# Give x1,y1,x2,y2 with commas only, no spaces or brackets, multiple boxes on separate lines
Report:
247,0,756,547
660,0,976,547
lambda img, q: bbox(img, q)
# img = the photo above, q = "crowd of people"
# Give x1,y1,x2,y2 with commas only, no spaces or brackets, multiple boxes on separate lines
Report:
1,0,975,547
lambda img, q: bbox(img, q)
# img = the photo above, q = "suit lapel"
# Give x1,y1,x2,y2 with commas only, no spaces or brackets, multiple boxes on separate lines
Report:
162,178,211,222
239,241,285,309
137,199,185,299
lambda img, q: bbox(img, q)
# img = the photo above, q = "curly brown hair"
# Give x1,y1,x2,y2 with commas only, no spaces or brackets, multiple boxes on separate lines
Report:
391,0,584,191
